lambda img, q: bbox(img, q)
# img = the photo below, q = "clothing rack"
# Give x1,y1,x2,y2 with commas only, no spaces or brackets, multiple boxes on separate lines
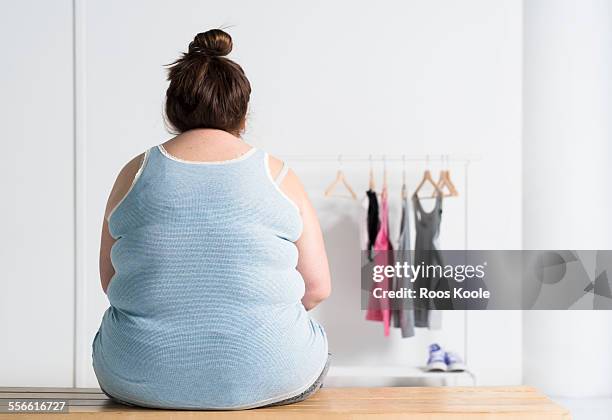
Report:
281,154,480,164
283,153,479,378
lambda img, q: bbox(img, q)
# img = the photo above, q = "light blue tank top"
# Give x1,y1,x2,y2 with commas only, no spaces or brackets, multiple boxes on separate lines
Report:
92,145,328,409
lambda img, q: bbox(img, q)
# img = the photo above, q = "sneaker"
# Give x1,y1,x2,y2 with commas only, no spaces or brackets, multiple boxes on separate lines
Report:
445,351,466,372
426,343,447,371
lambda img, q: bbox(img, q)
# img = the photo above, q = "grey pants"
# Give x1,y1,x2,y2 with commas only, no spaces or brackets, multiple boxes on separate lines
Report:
264,353,331,407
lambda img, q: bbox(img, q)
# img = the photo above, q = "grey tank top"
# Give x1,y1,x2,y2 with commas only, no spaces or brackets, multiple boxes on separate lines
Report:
412,194,445,327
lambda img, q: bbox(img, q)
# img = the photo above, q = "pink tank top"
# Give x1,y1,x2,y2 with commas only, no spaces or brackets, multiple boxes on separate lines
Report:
365,187,393,336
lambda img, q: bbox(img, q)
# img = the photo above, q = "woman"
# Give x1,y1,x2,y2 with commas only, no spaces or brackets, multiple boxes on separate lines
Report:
92,29,331,410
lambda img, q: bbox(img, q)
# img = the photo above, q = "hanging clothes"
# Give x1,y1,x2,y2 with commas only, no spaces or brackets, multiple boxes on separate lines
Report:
365,187,393,336
365,189,380,261
360,195,370,252
412,193,445,329
392,195,416,338
360,192,374,288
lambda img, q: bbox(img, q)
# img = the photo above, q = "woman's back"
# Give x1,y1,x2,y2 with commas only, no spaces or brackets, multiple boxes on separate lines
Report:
93,136,328,409
94,29,331,409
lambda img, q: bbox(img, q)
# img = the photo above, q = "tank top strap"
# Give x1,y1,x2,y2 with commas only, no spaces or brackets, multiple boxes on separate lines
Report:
274,162,289,185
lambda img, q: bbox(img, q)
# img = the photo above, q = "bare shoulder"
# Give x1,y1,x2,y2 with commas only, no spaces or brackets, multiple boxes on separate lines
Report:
267,153,308,211
104,152,146,219
267,154,284,177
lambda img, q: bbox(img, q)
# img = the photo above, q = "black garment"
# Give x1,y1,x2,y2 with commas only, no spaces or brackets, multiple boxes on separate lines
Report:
366,189,380,261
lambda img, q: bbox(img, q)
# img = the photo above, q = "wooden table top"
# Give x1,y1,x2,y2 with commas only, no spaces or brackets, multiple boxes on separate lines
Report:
0,386,571,419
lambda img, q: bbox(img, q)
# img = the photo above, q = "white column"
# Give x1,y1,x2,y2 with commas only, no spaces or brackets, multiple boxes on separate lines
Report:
0,0,75,386
523,0,612,397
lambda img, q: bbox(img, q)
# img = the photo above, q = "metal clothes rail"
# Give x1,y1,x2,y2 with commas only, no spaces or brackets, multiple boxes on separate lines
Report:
280,154,480,164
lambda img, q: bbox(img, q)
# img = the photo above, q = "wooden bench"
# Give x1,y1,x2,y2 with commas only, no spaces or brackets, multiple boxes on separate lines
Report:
0,386,571,419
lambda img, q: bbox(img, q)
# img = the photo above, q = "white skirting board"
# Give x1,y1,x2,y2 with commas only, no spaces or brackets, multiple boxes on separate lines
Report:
325,365,476,387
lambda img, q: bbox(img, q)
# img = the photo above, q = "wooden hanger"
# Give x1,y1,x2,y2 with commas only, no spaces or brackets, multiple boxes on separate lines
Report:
433,155,459,197
324,155,358,200
436,170,459,197
414,156,443,199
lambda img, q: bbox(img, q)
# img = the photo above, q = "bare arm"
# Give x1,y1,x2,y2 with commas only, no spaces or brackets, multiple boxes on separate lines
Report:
269,156,332,310
99,153,144,294
295,188,332,310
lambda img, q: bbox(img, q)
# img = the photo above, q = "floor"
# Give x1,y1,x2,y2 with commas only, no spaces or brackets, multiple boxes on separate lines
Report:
552,396,612,420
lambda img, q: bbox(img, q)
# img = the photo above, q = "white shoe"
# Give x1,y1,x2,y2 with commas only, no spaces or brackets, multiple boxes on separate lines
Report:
425,343,447,371
445,351,466,372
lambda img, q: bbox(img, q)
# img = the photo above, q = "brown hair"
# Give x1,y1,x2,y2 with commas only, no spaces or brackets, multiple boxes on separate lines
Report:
164,29,251,135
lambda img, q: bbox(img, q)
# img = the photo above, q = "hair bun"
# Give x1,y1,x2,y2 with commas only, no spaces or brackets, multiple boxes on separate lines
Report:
188,29,232,57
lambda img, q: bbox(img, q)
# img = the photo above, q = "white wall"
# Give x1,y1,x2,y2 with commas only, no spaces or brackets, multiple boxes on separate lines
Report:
0,0,75,386
76,0,523,387
0,0,523,388
523,0,612,398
